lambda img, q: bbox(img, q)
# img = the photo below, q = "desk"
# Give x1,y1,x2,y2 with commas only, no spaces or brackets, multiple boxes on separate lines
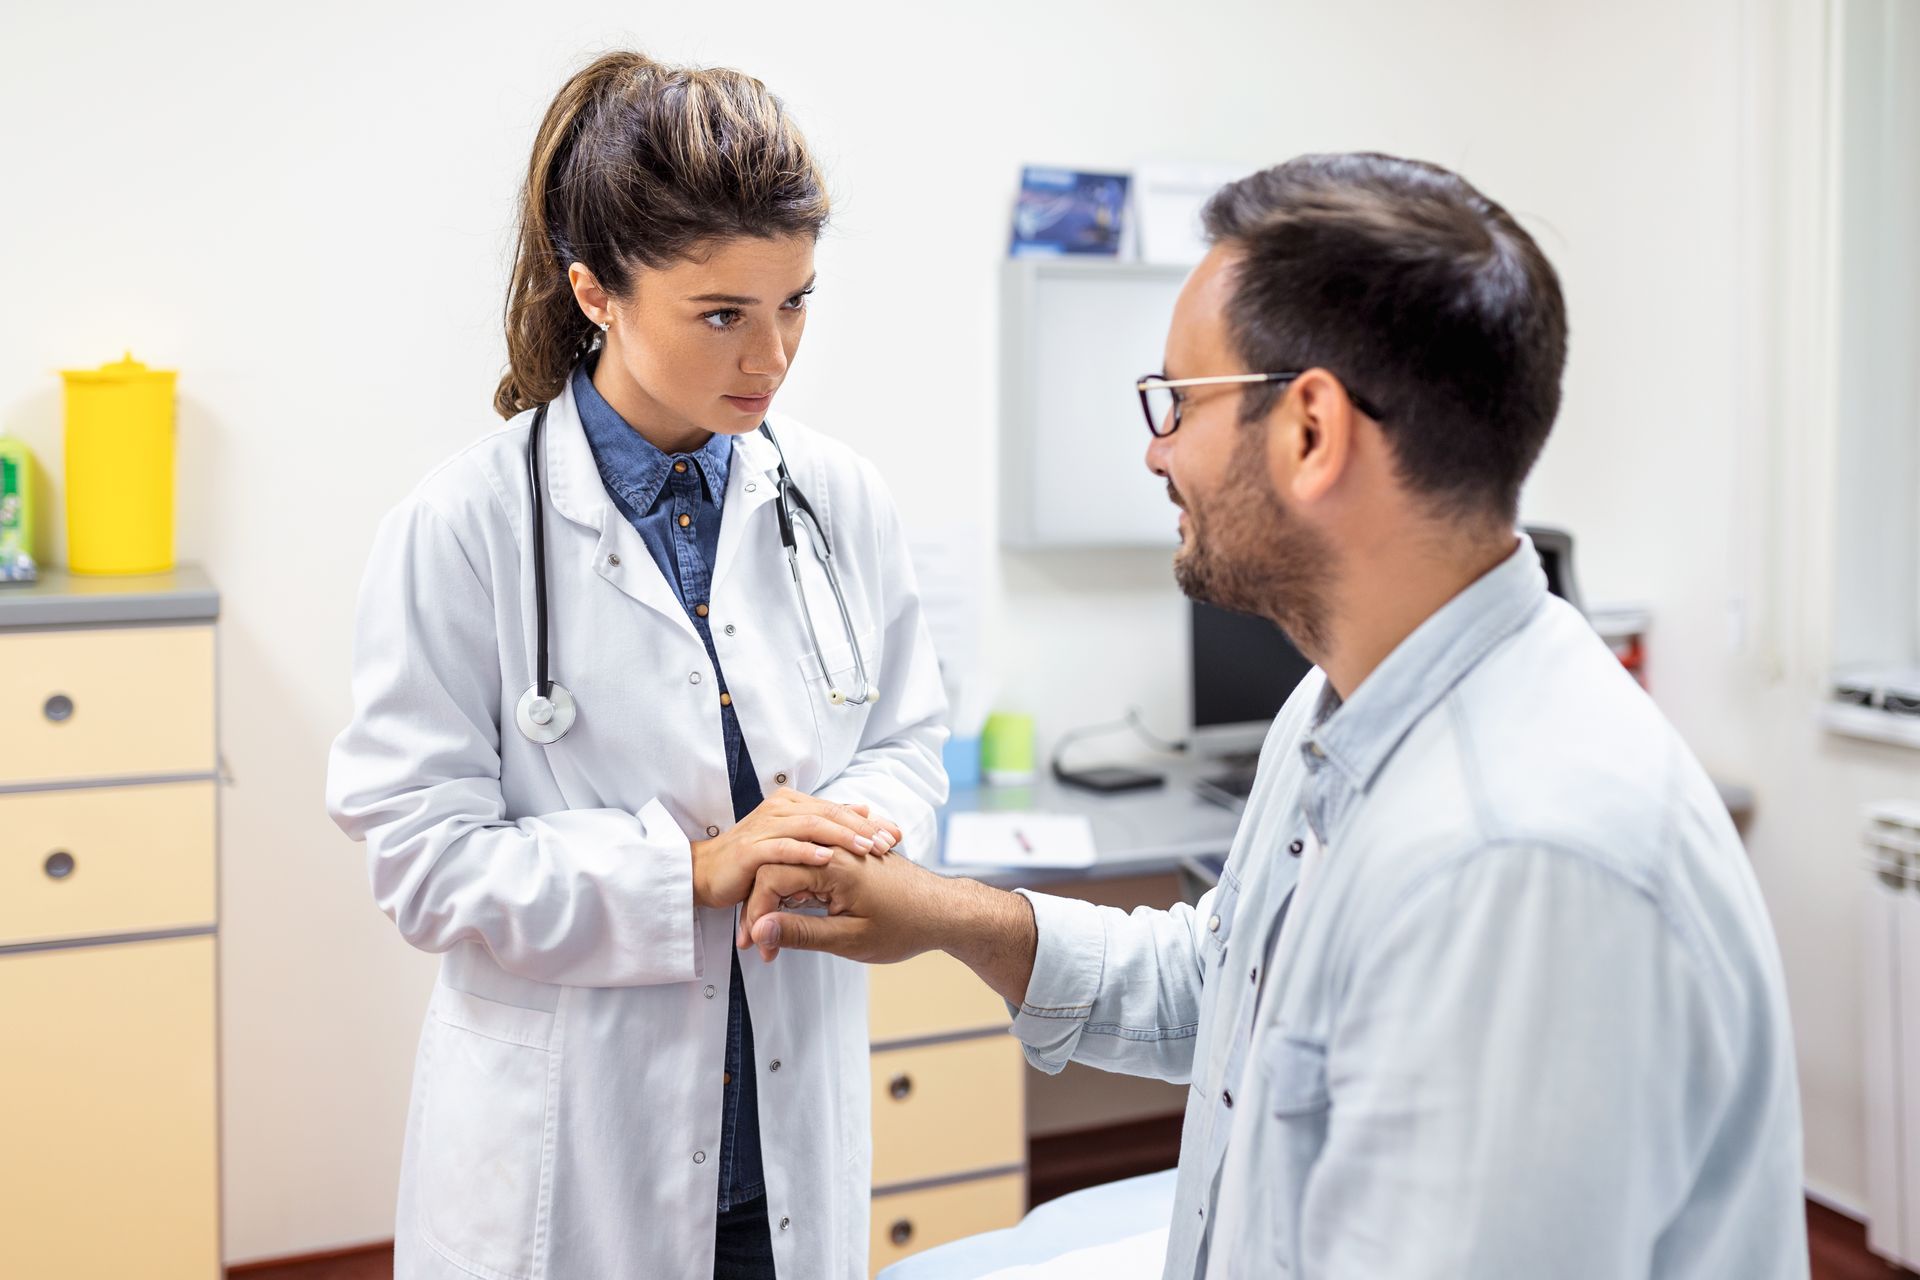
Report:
937,759,1244,889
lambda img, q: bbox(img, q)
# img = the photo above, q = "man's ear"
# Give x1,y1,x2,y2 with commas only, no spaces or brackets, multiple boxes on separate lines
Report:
1272,368,1357,506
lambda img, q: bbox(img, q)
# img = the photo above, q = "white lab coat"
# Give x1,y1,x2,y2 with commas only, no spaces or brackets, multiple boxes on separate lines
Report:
326,379,949,1280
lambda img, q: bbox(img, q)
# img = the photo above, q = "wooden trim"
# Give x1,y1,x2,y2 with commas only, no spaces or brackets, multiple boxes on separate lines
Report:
226,1241,392,1277
1027,1112,1183,1209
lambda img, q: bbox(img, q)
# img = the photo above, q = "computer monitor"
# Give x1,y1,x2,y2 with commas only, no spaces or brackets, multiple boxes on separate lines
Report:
1526,525,1584,613
1188,600,1316,757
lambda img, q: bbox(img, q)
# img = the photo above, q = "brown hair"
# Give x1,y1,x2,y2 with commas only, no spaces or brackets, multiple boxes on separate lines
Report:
1203,153,1567,523
493,51,830,418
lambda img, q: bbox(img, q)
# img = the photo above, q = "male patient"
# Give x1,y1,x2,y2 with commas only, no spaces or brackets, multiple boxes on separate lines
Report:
742,153,1807,1278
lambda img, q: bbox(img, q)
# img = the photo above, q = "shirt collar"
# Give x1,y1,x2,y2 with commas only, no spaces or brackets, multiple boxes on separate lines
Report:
570,362,732,513
1304,533,1548,792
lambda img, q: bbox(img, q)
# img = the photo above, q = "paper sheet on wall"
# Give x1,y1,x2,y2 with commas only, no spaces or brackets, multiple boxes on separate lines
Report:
943,812,1097,870
978,1227,1170,1280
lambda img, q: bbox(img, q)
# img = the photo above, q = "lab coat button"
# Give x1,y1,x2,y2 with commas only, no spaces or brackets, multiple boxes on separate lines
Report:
607,553,620,566
746,482,757,493
690,672,703,685
704,984,716,999
779,1217,791,1231
725,624,737,636
1289,839,1304,857
769,1059,781,1072
774,773,788,786
1208,914,1222,933
693,1151,706,1164
706,825,720,838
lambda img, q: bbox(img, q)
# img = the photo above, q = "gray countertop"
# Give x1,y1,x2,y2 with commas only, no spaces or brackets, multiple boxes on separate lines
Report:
0,564,219,628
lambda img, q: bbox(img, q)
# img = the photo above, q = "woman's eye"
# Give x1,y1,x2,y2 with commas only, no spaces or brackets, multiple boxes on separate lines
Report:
783,287,814,312
702,309,743,331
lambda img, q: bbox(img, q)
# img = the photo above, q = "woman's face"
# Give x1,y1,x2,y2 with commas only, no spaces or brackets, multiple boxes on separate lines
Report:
571,233,816,448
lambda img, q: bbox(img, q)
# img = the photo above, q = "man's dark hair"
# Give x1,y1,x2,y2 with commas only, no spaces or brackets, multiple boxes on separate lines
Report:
1202,153,1568,523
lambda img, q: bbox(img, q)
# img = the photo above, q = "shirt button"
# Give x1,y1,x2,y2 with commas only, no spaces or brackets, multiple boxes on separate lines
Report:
720,693,733,708
1289,839,1304,857
706,825,720,838
678,514,692,528
1208,914,1222,933
1250,967,1258,985
723,1071,732,1085
607,553,620,566
690,672,703,685
696,603,710,618
1309,742,1326,759
1222,1089,1234,1109
774,773,788,786
704,984,716,998
693,1151,706,1165
674,461,688,473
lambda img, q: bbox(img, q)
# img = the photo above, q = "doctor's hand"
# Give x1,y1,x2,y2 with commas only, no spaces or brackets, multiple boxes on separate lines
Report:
690,788,902,911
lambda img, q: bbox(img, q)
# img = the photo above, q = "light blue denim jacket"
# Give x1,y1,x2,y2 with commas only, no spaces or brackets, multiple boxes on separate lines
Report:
1010,537,1807,1279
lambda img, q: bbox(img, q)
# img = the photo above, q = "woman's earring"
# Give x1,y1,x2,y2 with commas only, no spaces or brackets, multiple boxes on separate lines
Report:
598,318,611,333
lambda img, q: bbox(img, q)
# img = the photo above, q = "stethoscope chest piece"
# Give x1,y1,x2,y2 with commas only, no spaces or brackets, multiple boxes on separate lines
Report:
516,681,577,744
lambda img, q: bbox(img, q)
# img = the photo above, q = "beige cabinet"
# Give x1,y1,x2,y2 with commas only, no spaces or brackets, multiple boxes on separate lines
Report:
0,570,221,1278
867,949,1027,1276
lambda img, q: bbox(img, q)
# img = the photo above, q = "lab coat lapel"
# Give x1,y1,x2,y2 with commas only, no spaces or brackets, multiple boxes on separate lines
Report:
541,380,698,638
711,423,784,598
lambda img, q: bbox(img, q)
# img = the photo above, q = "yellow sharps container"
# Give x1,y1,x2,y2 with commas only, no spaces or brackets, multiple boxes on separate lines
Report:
61,352,177,575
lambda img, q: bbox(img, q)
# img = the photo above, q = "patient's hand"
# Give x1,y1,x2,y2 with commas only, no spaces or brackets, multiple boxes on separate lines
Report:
736,846,947,965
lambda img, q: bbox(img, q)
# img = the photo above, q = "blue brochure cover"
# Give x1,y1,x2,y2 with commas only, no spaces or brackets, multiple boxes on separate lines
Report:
1010,167,1130,257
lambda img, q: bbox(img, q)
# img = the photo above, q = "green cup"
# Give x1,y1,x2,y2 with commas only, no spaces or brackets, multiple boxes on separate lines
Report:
980,711,1036,784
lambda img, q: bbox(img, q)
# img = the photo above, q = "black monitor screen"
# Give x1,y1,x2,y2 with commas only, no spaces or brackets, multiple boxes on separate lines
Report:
1190,600,1316,730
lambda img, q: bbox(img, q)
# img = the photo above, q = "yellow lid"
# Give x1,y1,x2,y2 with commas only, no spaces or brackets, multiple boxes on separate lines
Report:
60,351,177,385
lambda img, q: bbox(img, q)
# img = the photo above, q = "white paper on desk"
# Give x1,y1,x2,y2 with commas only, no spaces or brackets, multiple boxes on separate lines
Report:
978,1227,1170,1280
943,812,1097,870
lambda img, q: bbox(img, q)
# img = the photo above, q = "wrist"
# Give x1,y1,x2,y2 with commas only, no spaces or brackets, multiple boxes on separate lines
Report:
936,877,1027,969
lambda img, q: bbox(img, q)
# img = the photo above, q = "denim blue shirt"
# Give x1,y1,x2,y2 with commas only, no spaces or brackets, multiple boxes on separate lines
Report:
573,362,767,1211
1009,537,1806,1278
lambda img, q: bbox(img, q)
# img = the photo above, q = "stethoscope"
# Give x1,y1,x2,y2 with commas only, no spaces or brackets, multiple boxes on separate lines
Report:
514,401,876,744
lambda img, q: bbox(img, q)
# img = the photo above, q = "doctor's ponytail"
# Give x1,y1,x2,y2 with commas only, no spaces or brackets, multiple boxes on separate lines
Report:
494,51,831,418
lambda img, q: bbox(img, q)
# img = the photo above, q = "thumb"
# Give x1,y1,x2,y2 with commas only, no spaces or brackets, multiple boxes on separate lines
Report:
751,911,859,962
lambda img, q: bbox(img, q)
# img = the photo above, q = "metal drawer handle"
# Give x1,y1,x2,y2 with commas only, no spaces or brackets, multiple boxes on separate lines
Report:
44,851,76,880
890,1219,913,1247
43,693,75,724
889,1074,913,1101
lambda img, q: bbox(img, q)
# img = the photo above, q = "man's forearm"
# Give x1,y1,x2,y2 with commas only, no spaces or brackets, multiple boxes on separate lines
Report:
931,876,1038,1007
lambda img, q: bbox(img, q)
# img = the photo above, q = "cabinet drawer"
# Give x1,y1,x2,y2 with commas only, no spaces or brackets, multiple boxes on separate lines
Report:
869,1173,1024,1277
872,1037,1024,1188
0,625,215,787
870,948,1010,1045
0,781,216,947
0,935,220,1279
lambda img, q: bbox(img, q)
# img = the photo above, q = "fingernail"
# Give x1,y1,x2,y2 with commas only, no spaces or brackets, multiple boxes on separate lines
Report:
854,835,875,852
815,846,833,861
874,833,894,852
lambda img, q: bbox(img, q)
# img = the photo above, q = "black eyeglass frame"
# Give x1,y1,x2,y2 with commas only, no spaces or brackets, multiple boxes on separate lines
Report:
1135,371,1388,437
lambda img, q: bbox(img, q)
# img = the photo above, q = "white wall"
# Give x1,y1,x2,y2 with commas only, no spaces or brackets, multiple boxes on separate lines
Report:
1,0,1910,1260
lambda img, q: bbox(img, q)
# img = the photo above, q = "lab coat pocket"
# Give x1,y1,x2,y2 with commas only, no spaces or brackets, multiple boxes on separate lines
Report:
802,629,878,776
1260,1035,1330,1275
417,985,556,1280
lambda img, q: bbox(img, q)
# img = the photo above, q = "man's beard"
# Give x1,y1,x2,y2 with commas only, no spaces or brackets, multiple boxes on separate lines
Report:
1170,432,1334,656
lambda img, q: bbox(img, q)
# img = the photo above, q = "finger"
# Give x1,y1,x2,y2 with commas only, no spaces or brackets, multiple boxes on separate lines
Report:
788,799,890,843
751,911,863,962
740,863,824,948
784,814,879,855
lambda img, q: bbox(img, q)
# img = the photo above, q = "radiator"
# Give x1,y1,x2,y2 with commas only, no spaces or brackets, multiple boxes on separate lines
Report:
1864,801,1920,1268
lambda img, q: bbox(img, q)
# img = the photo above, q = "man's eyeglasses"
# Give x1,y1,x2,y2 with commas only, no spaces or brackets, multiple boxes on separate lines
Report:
1135,371,1387,437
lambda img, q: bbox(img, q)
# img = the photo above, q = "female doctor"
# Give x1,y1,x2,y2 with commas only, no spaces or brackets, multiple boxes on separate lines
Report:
326,52,948,1280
